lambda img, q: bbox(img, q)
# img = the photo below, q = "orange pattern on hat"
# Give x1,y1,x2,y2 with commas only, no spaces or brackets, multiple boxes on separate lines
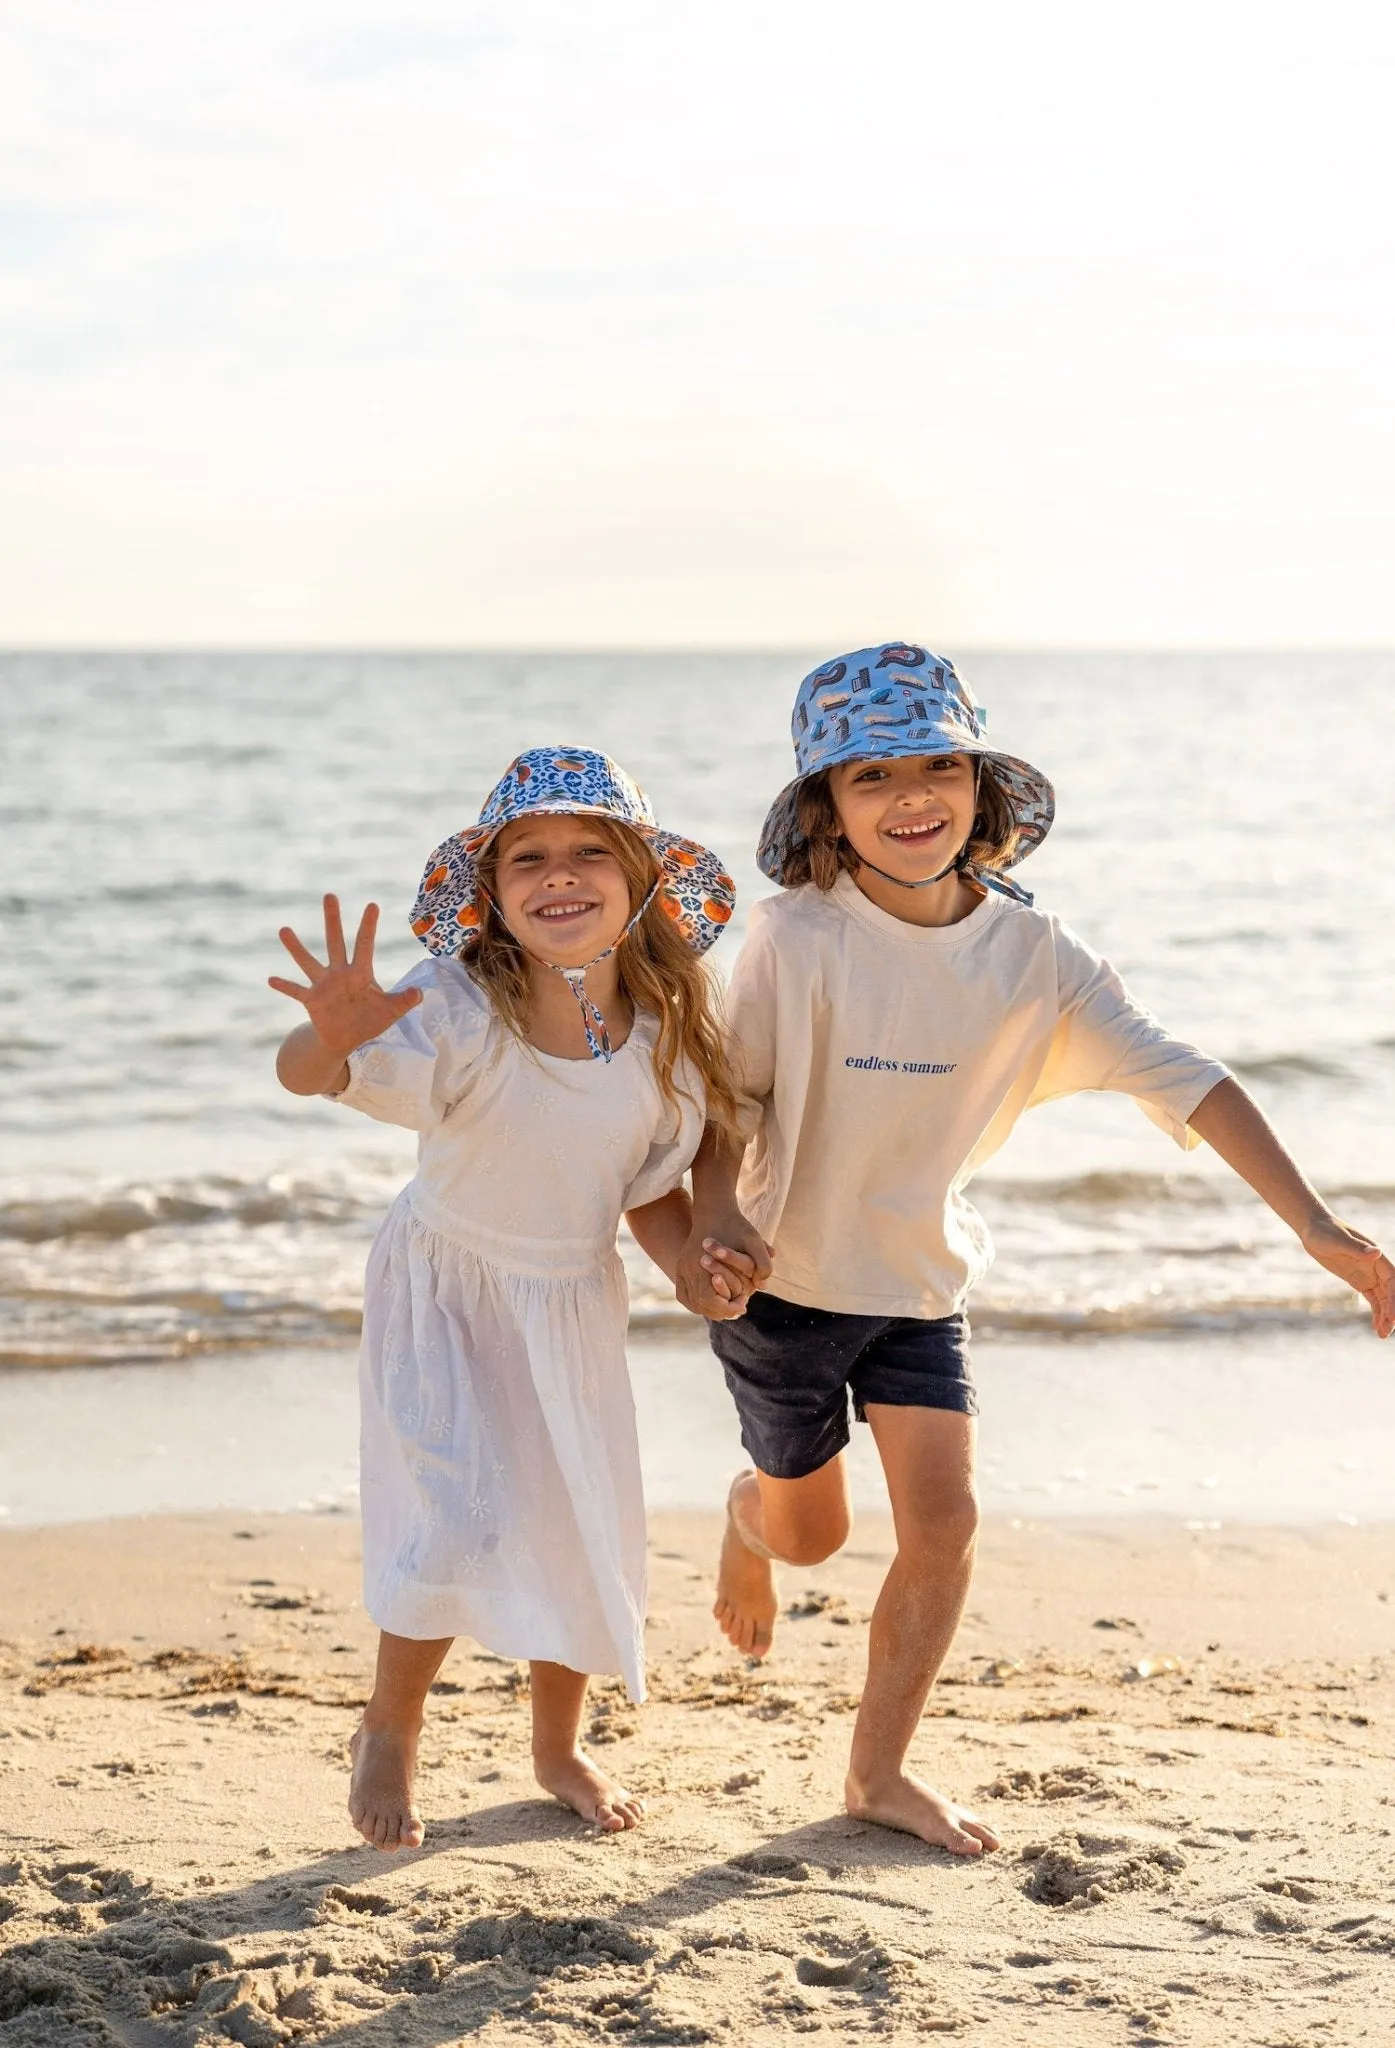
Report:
409,747,736,964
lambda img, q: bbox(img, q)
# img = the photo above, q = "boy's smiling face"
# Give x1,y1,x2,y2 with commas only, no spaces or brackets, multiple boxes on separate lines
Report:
829,752,978,886
491,813,635,966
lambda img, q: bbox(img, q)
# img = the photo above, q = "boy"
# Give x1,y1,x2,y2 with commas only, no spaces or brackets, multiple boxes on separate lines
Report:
681,642,1394,1856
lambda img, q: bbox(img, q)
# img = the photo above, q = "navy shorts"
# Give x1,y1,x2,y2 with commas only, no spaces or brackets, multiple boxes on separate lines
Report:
708,1290,976,1482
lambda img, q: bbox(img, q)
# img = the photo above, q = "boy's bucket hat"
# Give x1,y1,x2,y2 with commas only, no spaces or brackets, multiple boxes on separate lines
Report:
411,746,736,961
758,641,1055,903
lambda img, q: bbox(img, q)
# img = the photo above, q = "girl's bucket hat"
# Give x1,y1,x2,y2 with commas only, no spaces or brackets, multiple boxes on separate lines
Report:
411,746,736,962
758,641,1055,904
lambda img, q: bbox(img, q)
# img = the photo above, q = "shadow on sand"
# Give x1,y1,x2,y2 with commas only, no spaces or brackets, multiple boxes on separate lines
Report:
1,1795,981,2041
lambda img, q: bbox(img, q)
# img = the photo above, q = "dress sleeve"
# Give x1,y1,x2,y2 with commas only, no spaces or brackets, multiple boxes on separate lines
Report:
621,1062,707,1210
724,906,779,1141
325,958,492,1133
1030,920,1231,1151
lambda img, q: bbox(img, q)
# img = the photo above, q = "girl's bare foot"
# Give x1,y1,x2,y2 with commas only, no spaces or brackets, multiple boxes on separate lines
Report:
348,1720,425,1851
845,1766,1001,1858
713,1480,779,1658
534,1748,644,1832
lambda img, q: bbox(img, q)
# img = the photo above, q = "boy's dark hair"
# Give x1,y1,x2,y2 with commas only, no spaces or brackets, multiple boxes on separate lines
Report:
783,759,1024,892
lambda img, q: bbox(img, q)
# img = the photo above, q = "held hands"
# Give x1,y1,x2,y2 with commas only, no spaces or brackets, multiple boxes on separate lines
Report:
270,895,422,1058
698,1240,760,1319
677,1214,774,1323
1301,1214,1395,1341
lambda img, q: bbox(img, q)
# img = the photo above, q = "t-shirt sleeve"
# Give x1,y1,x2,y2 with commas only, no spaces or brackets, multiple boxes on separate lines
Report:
325,958,492,1133
724,907,779,1141
621,1065,707,1210
1030,921,1231,1150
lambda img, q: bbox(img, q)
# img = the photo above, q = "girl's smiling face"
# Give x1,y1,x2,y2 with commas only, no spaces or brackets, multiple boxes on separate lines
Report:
490,814,638,966
829,752,978,884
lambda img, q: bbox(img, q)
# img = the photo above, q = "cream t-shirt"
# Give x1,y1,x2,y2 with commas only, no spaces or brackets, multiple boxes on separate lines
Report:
729,871,1230,1320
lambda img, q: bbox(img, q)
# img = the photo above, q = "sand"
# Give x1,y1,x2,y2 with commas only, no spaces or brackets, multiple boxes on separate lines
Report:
3,1511,1395,2046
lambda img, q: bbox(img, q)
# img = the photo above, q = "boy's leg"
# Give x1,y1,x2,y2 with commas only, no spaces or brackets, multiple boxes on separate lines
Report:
714,1457,852,1656
530,1662,644,1833
710,1292,870,1657
843,1406,1000,1857
349,1630,452,1850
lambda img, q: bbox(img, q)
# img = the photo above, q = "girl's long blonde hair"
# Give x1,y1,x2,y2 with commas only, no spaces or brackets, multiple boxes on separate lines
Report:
467,820,740,1135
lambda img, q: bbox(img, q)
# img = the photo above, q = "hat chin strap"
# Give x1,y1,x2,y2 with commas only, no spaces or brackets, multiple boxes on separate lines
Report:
854,843,1036,909
855,846,968,891
485,877,661,1063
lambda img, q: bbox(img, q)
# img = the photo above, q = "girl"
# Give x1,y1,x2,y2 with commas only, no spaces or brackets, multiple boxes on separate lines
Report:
681,642,1395,1861
272,747,752,1850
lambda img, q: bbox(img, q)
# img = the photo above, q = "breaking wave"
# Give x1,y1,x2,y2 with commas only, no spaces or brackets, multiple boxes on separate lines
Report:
975,1170,1395,1208
972,1296,1368,1339
1,1166,1391,1369
0,1175,381,1244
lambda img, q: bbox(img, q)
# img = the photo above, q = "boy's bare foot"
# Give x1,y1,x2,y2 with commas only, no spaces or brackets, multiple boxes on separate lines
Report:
348,1720,425,1851
844,1767,1001,1858
535,1748,644,1833
713,1485,778,1659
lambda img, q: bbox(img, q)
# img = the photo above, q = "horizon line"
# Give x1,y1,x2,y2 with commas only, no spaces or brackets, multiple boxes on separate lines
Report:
3,641,1395,659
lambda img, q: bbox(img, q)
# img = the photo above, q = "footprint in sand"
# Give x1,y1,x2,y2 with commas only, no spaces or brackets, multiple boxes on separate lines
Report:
453,1910,653,1971
983,1764,1115,1804
1019,1831,1187,1908
318,1884,395,1920
795,1946,891,1989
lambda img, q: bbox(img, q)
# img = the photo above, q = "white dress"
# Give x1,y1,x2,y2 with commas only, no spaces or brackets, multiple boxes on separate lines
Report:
331,956,704,1703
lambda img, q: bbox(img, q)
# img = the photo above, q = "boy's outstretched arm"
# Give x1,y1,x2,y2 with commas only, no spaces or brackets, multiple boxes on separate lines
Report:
1188,1077,1395,1338
674,1124,773,1316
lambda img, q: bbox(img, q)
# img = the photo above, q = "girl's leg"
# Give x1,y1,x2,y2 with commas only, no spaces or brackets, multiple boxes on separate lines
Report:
529,1662,644,1833
349,1630,453,1851
714,1456,852,1656
843,1406,1000,1857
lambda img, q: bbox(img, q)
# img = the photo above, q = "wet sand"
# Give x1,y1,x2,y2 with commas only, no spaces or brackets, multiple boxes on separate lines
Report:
3,1509,1394,2044
4,1323,1394,1527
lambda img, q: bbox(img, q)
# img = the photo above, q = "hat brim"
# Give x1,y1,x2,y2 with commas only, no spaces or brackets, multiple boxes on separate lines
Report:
756,740,1055,887
412,805,736,959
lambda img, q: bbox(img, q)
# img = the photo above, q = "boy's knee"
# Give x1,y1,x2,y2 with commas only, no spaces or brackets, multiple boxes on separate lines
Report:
775,1531,846,1568
899,1488,979,1559
767,1505,852,1568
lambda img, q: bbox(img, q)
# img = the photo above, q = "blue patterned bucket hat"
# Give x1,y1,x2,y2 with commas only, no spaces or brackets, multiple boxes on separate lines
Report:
411,746,736,962
758,641,1055,904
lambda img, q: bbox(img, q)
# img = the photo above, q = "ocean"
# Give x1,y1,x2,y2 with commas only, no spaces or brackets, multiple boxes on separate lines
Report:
3,649,1393,1377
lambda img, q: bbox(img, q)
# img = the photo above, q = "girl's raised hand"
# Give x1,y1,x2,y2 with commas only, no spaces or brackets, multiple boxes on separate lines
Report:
269,896,422,1057
1302,1215,1395,1341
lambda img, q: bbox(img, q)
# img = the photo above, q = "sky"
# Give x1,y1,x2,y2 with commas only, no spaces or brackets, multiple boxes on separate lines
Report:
2,0,1393,648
